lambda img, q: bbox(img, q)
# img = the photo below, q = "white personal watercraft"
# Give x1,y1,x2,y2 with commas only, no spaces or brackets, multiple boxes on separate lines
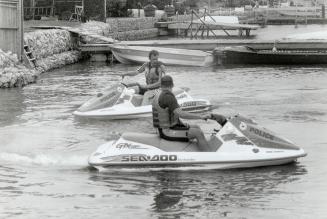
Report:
73,83,212,119
88,115,307,170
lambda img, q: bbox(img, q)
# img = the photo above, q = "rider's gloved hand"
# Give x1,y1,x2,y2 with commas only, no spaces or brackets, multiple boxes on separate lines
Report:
201,114,211,121
210,113,228,126
139,84,147,90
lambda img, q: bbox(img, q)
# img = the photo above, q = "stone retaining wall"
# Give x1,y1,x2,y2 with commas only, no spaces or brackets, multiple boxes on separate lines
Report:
24,29,75,60
79,18,159,42
0,29,82,88
80,15,193,42
107,17,159,33
112,28,158,41
0,49,38,88
24,29,82,74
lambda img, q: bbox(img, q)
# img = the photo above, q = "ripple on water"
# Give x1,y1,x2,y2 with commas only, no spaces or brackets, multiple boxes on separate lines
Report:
283,110,327,123
0,60,326,218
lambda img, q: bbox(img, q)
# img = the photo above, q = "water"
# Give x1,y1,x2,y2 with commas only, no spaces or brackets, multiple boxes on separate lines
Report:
1,61,327,218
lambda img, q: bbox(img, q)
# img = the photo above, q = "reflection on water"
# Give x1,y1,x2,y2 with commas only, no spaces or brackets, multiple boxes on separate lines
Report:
0,61,326,218
154,165,308,218
0,89,26,126
86,164,307,218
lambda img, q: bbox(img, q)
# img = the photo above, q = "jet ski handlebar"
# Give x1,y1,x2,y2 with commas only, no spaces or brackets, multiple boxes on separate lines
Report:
121,82,141,88
209,113,228,127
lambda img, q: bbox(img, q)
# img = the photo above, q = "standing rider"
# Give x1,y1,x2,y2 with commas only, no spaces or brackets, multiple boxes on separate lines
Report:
122,50,165,105
152,75,215,152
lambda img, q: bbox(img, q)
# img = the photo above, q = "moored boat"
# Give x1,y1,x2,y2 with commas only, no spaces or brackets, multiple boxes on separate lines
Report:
214,45,327,65
110,44,214,67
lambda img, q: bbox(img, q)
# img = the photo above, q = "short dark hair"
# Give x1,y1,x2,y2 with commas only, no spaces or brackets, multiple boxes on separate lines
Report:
148,50,159,59
161,75,174,88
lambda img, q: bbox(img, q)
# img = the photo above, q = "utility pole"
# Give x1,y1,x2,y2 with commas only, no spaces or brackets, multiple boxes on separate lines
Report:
32,0,35,20
295,0,298,27
20,0,23,61
104,0,106,23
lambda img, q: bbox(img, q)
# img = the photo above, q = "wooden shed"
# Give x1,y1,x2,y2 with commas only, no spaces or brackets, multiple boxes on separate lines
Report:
0,0,23,60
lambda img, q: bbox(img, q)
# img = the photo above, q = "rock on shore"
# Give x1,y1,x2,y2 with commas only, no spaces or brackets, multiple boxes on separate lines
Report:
0,29,82,88
24,29,76,60
36,50,82,73
0,49,38,88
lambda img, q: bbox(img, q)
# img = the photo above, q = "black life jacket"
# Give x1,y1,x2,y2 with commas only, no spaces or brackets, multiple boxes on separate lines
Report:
152,90,178,129
145,61,164,85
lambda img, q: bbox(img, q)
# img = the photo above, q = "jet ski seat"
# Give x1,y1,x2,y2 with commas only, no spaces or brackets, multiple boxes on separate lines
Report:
121,132,201,152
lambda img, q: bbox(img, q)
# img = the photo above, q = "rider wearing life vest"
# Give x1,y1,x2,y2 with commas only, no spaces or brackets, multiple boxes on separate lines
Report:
152,75,214,152
122,50,166,106
122,50,165,104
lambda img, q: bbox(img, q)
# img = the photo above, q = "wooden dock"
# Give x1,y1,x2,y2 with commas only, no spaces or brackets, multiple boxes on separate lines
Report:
157,10,259,38
29,25,327,63
77,39,327,64
118,39,327,51
166,21,258,37
77,39,327,65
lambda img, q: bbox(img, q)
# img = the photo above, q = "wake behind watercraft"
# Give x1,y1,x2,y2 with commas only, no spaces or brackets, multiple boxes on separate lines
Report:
88,115,306,170
73,83,212,120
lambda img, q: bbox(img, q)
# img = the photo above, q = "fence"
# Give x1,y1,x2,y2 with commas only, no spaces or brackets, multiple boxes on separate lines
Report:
24,6,55,19
0,0,23,60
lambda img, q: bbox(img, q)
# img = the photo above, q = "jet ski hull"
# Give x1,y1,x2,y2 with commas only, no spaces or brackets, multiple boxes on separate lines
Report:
74,110,152,120
74,85,212,119
89,144,306,170
94,157,301,171
88,115,307,170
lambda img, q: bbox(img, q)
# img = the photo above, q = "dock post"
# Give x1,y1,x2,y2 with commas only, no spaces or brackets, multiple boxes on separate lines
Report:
103,0,106,23
194,24,202,38
238,29,243,36
322,5,325,18
190,10,194,38
111,52,114,65
201,25,205,37
246,29,250,37
32,0,35,20
265,8,268,25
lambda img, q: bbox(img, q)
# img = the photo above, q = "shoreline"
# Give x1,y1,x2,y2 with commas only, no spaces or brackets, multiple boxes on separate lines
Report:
1,17,327,89
1,16,192,89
